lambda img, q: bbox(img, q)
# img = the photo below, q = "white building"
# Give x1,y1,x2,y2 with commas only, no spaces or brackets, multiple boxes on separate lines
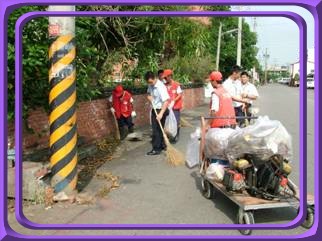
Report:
290,48,315,78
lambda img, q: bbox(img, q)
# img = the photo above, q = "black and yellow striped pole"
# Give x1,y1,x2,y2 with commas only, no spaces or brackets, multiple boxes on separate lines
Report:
48,6,77,194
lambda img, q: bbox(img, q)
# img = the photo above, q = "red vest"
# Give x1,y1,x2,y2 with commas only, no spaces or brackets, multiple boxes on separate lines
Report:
210,87,236,128
112,90,133,118
166,81,183,110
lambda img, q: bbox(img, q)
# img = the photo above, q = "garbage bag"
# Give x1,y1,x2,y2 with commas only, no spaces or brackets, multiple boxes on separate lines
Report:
164,109,177,137
206,163,228,182
190,127,201,139
226,116,293,163
186,134,200,168
204,128,236,160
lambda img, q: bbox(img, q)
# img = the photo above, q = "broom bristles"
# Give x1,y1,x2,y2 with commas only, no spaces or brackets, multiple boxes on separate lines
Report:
156,112,185,167
180,117,194,128
165,143,185,166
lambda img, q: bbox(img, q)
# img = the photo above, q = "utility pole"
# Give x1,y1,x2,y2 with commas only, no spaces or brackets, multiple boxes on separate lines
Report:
252,17,257,84
263,48,269,85
236,7,243,66
252,17,257,33
215,22,223,71
216,23,238,71
48,6,77,195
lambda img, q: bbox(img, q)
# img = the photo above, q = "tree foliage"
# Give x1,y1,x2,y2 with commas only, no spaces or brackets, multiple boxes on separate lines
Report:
7,5,259,120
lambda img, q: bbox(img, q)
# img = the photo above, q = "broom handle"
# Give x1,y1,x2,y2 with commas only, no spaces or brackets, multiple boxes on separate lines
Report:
111,110,121,140
152,106,169,141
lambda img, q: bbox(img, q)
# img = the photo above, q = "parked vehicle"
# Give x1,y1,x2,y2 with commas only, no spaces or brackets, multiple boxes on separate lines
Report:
307,77,314,89
278,77,291,85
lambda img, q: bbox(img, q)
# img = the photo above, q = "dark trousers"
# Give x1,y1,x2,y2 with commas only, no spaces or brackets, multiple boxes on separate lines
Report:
234,106,244,126
244,103,252,122
117,115,134,129
151,109,169,151
117,115,134,139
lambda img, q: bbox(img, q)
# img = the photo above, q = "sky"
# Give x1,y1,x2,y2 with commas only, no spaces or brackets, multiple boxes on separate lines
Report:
231,5,315,67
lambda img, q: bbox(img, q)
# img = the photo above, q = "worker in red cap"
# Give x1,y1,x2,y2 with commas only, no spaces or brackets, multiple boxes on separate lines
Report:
163,69,183,143
208,71,236,128
109,85,136,140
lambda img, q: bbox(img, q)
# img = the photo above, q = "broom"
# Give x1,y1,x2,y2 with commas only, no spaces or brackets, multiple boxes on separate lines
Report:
111,110,121,141
180,117,194,128
152,107,185,166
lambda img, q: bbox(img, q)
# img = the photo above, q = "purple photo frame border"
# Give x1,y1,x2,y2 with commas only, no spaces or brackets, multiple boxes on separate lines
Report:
0,0,320,240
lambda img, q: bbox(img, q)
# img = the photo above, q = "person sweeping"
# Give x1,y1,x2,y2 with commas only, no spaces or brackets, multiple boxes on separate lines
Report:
145,71,170,155
109,85,136,140
145,71,184,166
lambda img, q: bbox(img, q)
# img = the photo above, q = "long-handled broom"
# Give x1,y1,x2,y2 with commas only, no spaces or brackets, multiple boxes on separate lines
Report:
111,110,121,141
180,117,194,128
152,107,185,166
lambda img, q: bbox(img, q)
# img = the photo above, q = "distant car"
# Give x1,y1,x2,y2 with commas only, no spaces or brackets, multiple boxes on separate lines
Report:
307,77,314,89
278,77,291,85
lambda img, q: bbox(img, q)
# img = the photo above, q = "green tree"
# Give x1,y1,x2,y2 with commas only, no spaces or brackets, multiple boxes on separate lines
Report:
208,16,258,78
7,5,259,121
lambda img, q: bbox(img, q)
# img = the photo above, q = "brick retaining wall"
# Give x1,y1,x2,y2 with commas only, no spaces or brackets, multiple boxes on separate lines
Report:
8,87,205,151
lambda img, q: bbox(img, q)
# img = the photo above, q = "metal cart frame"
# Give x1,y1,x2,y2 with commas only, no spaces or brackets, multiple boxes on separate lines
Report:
199,116,315,235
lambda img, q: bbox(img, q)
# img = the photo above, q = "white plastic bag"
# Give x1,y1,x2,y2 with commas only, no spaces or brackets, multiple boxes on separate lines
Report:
186,134,200,168
206,163,227,182
165,109,177,137
190,127,201,139
226,116,293,163
204,128,236,160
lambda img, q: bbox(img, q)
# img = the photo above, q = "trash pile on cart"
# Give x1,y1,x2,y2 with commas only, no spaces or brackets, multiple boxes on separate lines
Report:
207,116,294,200
188,116,296,200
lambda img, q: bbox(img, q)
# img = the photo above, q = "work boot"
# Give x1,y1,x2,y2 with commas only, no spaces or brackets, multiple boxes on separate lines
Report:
162,144,167,151
119,127,128,140
146,150,161,155
169,136,176,144
128,126,134,133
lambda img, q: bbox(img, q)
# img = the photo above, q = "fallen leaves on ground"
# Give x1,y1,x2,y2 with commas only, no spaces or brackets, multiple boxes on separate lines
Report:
95,172,120,198
76,192,96,205
44,187,54,208
77,138,119,191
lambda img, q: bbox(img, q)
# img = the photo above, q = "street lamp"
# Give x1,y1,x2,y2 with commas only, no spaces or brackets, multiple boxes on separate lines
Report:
215,22,239,71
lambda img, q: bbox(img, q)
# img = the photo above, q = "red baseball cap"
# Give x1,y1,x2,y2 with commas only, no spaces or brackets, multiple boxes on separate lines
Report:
209,71,223,81
115,85,124,97
162,69,173,78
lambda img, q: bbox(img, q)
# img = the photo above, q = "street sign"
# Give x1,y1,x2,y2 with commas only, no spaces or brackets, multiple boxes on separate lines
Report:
49,24,61,37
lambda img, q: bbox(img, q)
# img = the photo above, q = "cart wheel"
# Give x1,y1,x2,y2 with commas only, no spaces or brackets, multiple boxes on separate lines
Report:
301,206,314,229
237,211,254,235
202,180,215,199
201,176,206,192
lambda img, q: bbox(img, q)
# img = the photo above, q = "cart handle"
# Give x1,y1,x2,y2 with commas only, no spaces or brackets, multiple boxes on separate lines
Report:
203,116,258,120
